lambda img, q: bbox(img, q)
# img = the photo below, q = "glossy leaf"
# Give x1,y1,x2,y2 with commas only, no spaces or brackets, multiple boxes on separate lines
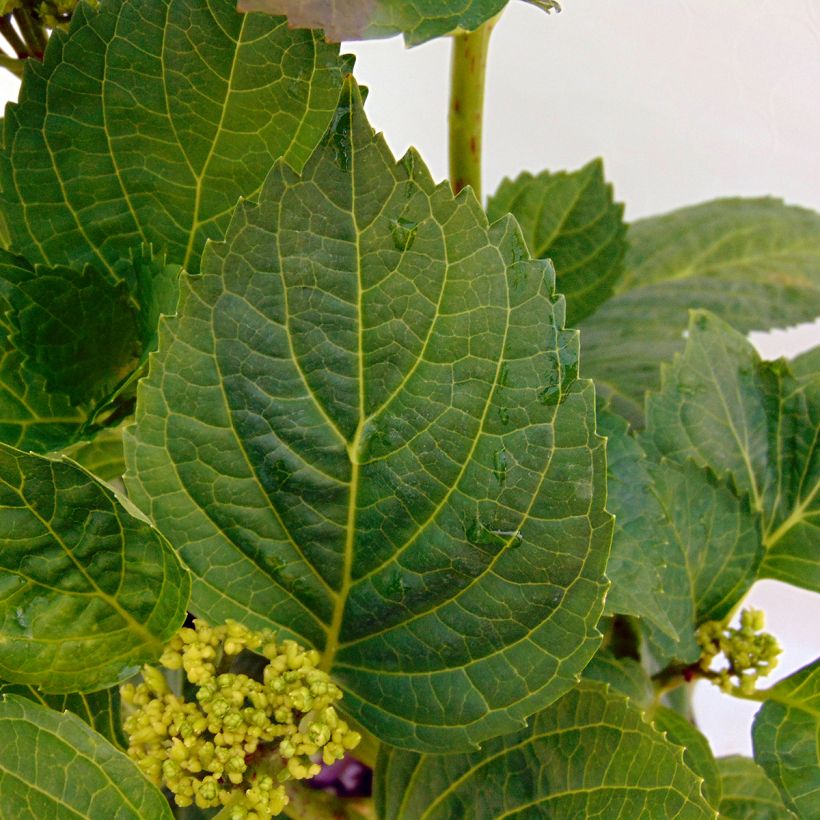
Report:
374,680,715,819
0,444,190,693
717,755,796,820
0,695,172,818
125,80,611,752
753,659,820,819
238,0,509,45
646,311,819,592
0,682,127,749
580,199,820,423
487,159,627,324
0,0,348,276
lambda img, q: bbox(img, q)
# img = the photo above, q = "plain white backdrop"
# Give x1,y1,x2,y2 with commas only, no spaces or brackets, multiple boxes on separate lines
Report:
0,0,817,758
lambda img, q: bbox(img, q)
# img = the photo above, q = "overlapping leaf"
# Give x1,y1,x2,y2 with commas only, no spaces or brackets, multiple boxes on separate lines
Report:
487,160,627,324
646,311,819,592
0,444,190,693
580,199,820,423
753,659,820,819
0,0,348,276
374,680,715,819
600,407,762,664
125,80,611,752
717,755,796,820
0,682,126,748
238,0,559,45
0,695,172,818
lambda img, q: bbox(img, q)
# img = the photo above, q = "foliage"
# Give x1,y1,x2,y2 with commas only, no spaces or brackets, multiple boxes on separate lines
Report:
0,0,815,817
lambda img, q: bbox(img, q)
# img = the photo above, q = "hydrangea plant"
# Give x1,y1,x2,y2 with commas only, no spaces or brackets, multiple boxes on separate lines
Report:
0,1,816,818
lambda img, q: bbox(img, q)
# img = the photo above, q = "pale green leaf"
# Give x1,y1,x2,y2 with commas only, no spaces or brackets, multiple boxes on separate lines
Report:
0,682,127,749
60,426,126,483
646,311,819,592
374,680,716,819
580,199,820,423
717,755,796,820
125,80,611,753
0,0,348,276
0,444,190,693
237,0,510,45
0,694,172,819
487,160,627,324
752,659,820,819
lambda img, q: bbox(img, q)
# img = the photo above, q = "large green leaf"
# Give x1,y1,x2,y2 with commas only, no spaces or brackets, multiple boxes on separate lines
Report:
237,0,517,45
717,755,796,820
579,199,820,423
646,311,819,592
487,160,627,324
753,659,820,819
125,80,611,753
0,444,190,693
0,0,348,276
0,694,172,819
0,682,127,749
374,680,715,819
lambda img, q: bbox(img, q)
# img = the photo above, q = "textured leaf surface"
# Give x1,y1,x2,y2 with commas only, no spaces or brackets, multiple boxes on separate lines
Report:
0,444,190,693
126,81,611,752
0,682,126,749
238,0,508,45
0,0,347,276
60,427,127,483
487,160,627,324
0,694,171,819
374,680,715,819
583,649,653,708
753,659,820,818
579,199,820,422
717,755,796,820
646,311,819,592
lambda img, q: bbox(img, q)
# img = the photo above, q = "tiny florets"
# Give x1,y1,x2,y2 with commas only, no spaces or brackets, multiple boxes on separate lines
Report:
122,619,360,819
697,608,782,696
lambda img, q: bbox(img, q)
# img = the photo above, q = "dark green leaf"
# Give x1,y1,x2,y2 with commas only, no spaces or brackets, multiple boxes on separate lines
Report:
0,682,127,749
753,659,820,819
238,0,509,45
0,444,190,693
487,160,627,323
0,694,172,818
1,0,348,276
125,80,611,752
374,680,715,819
580,199,820,423
646,311,819,592
717,755,796,820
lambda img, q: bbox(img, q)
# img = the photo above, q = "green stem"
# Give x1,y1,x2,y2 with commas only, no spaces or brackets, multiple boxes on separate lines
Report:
0,50,24,78
448,16,498,200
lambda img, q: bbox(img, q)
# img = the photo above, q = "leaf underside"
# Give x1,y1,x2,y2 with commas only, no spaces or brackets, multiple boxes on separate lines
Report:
0,695,172,819
237,0,509,45
717,755,796,820
374,680,715,819
0,444,190,693
125,80,611,753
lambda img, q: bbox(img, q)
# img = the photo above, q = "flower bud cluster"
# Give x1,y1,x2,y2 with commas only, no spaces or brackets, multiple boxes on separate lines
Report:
697,608,782,695
122,620,360,819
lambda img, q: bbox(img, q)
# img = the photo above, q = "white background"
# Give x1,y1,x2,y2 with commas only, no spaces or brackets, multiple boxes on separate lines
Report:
1,0,817,758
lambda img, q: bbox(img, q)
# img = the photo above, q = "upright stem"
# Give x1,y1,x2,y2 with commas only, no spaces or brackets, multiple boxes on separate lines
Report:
448,17,498,200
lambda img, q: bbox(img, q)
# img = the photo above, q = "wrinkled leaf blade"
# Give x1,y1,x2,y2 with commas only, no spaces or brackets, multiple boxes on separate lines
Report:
0,444,190,693
0,694,171,818
125,80,611,752
1,0,348,276
487,160,627,324
752,659,820,819
374,680,715,819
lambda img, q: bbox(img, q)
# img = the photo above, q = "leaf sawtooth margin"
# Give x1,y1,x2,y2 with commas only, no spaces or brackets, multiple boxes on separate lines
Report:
125,79,612,753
